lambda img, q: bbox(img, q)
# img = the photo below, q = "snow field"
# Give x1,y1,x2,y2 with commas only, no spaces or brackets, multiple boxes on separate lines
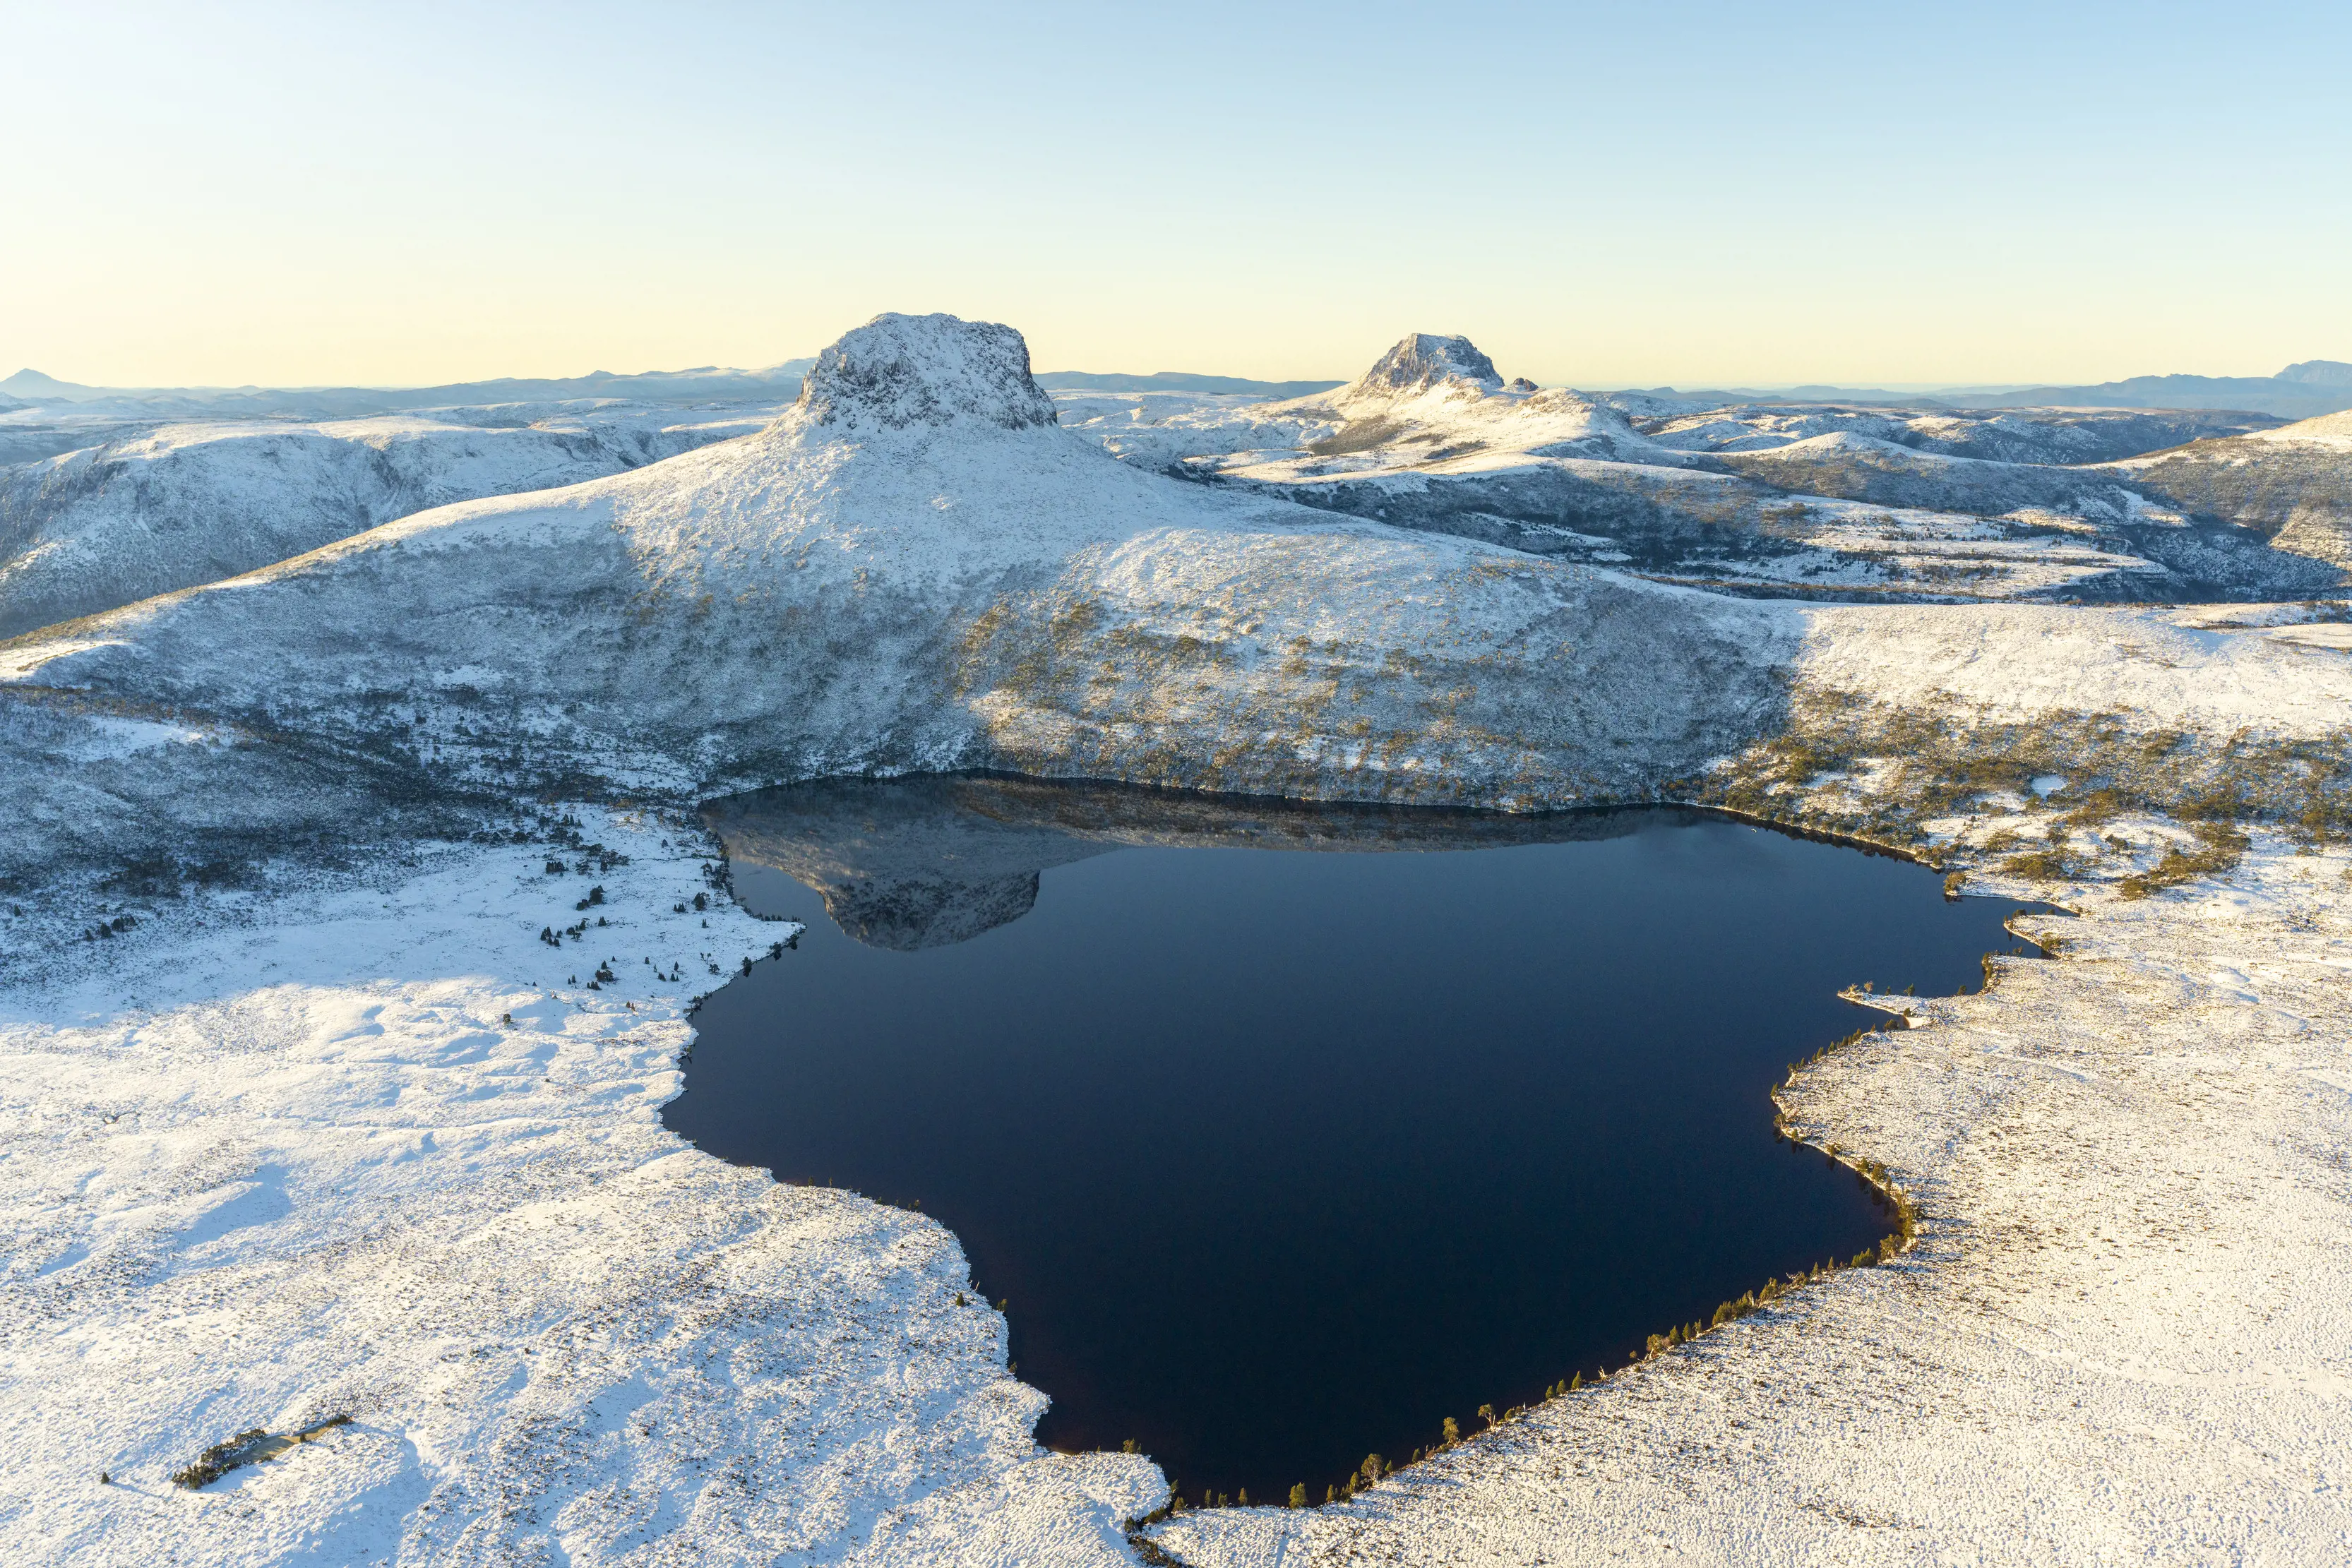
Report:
0,811,1160,1566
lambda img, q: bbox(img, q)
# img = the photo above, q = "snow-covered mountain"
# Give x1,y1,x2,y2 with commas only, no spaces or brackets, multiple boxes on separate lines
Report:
1058,334,2346,604
1072,333,1666,484
1,314,1790,816
1343,333,1505,398
0,402,784,639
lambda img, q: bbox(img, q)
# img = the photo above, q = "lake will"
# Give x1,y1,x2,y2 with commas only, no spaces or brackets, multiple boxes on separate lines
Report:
667,776,2035,1502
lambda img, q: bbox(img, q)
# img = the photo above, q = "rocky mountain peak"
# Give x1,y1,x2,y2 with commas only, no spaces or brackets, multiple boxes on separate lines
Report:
2276,359,2352,388
789,313,1058,433
1349,334,1505,399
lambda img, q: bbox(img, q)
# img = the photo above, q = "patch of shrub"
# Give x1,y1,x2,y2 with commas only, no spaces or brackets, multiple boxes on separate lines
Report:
2118,821,2251,899
1998,846,2077,882
170,1414,351,1489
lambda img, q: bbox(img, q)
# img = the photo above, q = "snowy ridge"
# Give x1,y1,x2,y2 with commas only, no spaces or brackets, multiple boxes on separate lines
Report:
0,361,813,421
0,402,780,639
2114,412,2352,568
2241,408,2352,452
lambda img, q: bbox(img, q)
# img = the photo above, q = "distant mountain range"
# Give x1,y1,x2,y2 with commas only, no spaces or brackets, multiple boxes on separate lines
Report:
7,357,2349,422
0,362,814,419
1950,360,2352,418
1634,361,2352,419
1038,360,2352,419
1032,370,1345,397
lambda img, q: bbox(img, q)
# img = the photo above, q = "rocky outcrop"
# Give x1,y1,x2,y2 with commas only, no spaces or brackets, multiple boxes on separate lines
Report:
787,313,1058,434
1345,334,1504,401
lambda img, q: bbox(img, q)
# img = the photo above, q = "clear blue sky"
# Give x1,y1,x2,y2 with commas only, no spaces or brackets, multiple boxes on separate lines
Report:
4,1,2346,388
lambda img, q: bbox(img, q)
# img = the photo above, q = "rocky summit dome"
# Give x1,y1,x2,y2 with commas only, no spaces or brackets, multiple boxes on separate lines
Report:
1349,333,1504,398
787,311,1058,434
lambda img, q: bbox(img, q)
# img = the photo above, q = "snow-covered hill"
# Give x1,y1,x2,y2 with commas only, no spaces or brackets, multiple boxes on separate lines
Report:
2118,409,2352,568
0,402,782,638
1,313,1793,812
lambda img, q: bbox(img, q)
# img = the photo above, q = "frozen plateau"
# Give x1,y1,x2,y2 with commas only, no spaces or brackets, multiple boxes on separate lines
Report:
1,314,2348,1565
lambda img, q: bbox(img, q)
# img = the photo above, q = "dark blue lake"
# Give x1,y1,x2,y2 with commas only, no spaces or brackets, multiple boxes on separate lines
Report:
667,777,2031,1503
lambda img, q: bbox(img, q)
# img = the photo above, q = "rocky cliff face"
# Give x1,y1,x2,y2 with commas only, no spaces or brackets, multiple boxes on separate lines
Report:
1345,334,1505,401
784,313,1058,435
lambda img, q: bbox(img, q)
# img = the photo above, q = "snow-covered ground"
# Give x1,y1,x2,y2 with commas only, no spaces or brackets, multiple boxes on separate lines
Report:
1644,402,2274,465
3,312,2348,1564
0,808,1159,1565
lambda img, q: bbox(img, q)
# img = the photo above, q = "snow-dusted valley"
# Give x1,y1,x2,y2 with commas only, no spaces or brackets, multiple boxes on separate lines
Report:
3,315,2348,1565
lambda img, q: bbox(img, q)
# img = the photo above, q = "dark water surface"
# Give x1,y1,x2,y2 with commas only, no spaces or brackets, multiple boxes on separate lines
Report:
667,777,2033,1502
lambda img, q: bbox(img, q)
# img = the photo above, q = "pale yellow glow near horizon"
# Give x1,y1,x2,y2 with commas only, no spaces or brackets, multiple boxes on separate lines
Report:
9,239,2342,394
3,4,2346,393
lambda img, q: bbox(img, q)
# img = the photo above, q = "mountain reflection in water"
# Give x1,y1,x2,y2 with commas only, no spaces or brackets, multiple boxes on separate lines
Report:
701,773,1721,951
673,774,2031,1501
